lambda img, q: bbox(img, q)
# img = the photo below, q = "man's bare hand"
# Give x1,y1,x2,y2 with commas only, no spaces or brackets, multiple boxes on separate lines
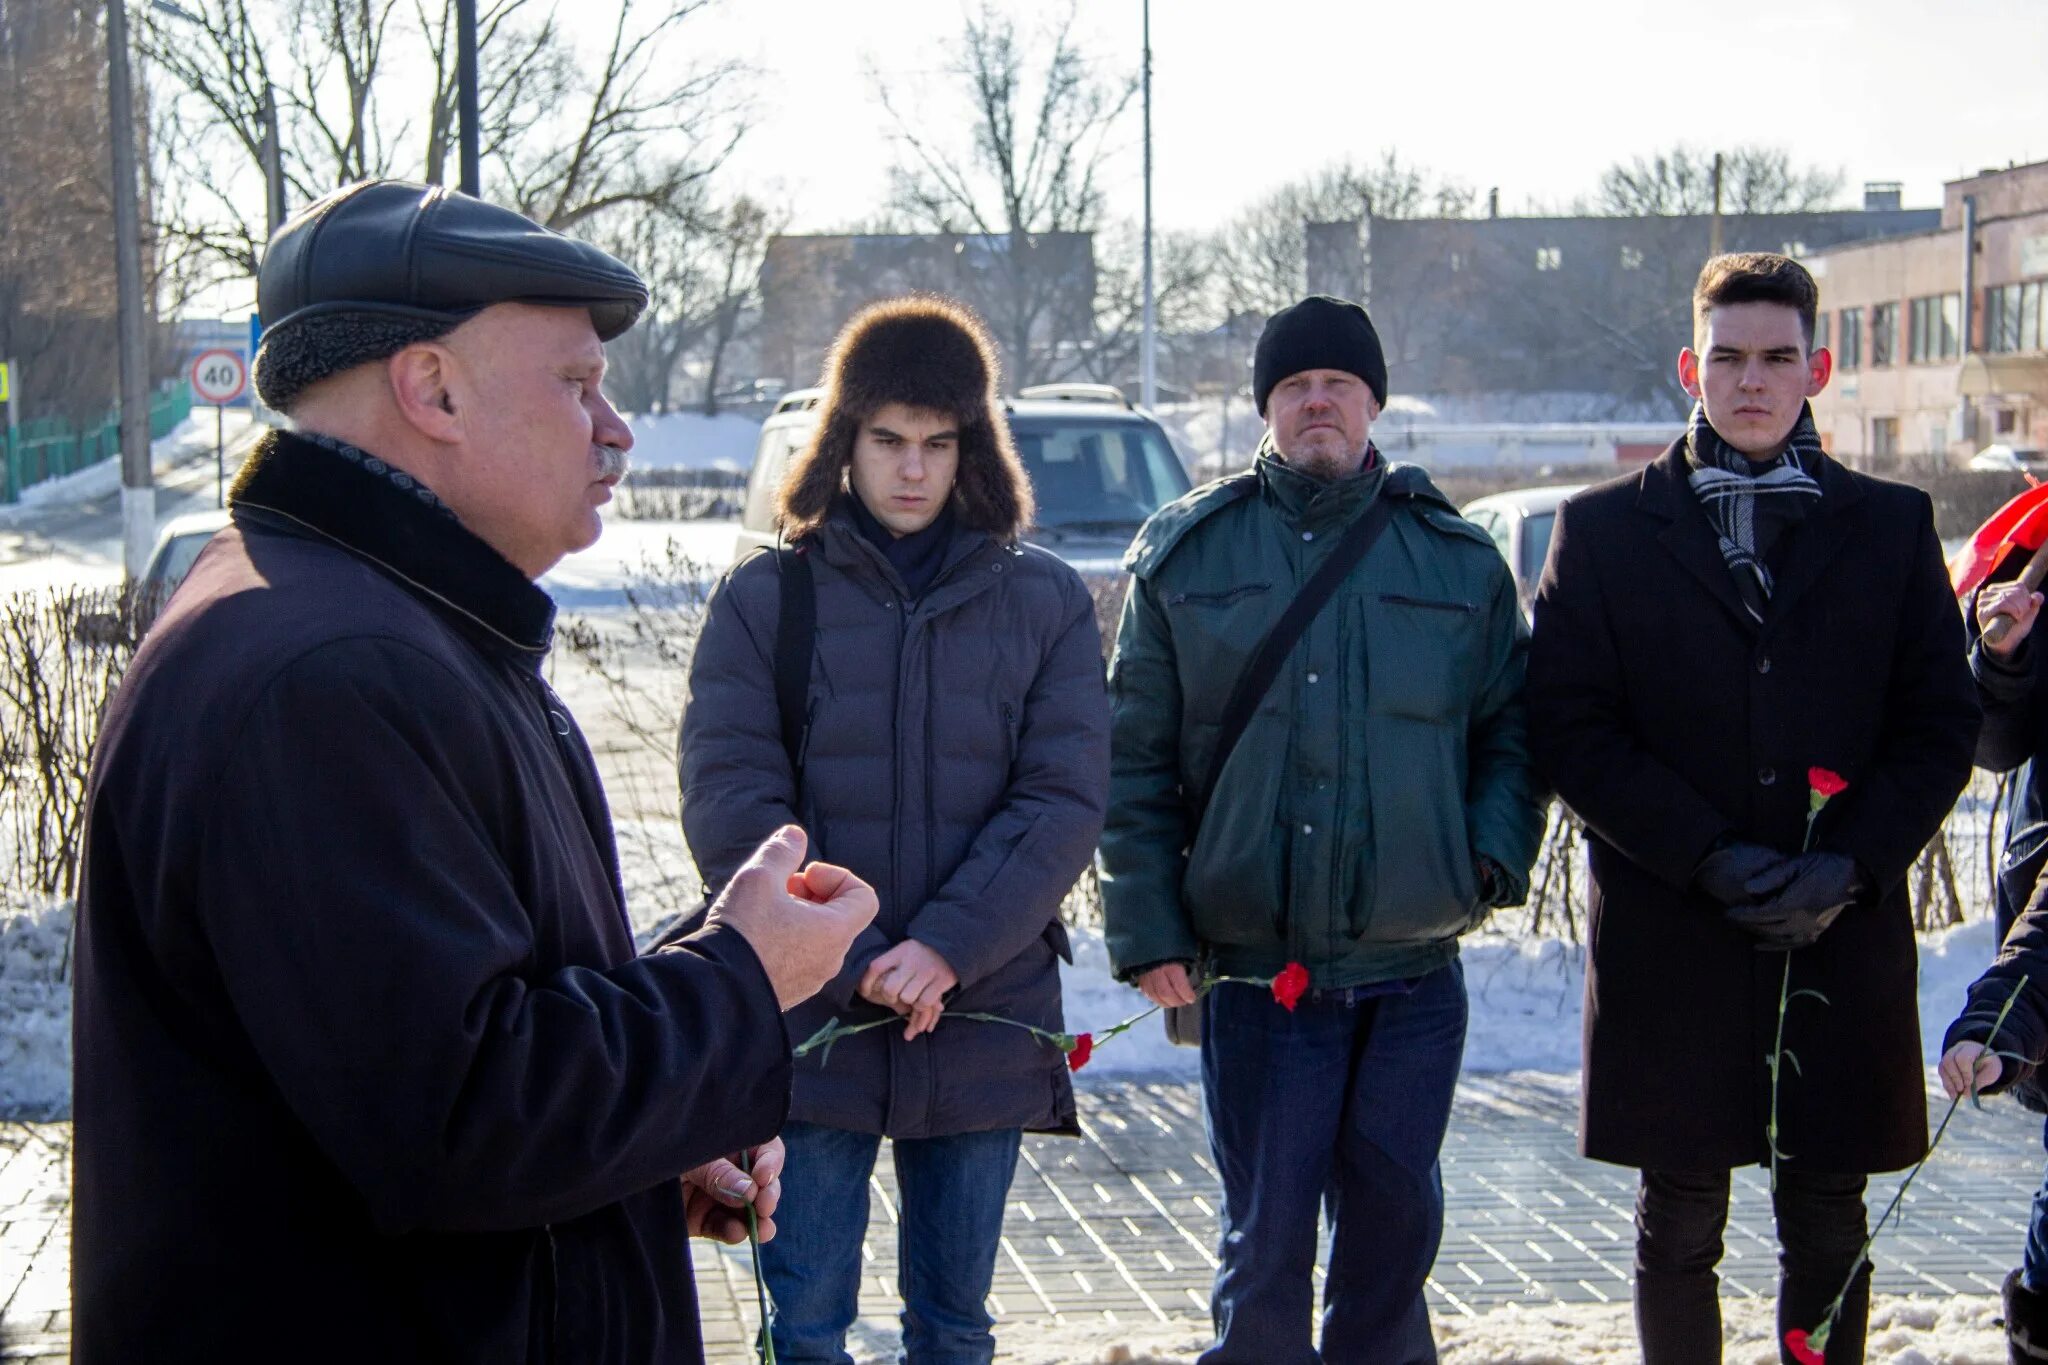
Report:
1939,1041,2004,1100
682,1137,785,1245
707,826,877,1009
860,941,957,1040
1978,582,2043,657
1136,962,1198,1009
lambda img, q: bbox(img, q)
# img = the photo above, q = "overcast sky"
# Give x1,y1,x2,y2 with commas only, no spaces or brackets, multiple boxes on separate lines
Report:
689,0,2047,232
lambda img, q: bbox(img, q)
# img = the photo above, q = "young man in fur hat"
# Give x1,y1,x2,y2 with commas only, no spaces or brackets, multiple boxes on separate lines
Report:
1526,253,1979,1362
680,295,1110,1364
1100,294,1546,1364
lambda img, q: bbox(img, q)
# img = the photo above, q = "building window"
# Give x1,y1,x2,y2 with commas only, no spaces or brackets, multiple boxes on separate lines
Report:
1837,308,1863,370
1814,312,1830,354
1620,245,1643,271
1998,407,2019,435
1908,293,1961,363
1536,247,1561,271
1871,417,1898,460
1870,302,1898,367
1987,281,2047,354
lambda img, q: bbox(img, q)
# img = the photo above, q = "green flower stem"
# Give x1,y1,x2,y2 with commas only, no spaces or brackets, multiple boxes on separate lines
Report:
739,1147,776,1365
1768,950,1792,1193
1801,972,2030,1356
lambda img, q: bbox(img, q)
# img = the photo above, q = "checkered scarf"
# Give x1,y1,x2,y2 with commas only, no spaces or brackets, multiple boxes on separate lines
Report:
1684,402,1823,623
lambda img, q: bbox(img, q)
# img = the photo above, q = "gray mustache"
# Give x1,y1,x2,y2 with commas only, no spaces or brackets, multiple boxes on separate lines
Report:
594,445,630,482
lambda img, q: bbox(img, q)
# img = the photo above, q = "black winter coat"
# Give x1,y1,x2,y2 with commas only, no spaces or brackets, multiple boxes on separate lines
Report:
679,502,1109,1139
1943,616,2048,1102
1526,440,1979,1174
72,431,790,1364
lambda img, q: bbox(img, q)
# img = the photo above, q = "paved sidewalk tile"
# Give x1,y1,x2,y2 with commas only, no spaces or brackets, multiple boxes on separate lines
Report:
11,1075,2045,1362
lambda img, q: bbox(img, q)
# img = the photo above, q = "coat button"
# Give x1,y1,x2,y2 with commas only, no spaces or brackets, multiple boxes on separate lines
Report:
1302,823,1315,835
1757,656,1772,674
1302,531,1315,542
1306,671,1320,684
1758,767,1777,786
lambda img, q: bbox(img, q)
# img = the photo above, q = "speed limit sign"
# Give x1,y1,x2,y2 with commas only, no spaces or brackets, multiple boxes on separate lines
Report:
189,348,248,405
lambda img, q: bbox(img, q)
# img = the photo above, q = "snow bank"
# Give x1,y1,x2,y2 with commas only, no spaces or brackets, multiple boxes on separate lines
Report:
0,897,74,1117
623,411,764,472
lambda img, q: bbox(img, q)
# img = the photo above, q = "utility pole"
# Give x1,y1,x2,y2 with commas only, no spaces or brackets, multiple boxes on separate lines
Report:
1139,0,1156,411
1708,151,1725,258
261,82,286,234
456,0,481,196
107,0,154,579
1959,194,1979,449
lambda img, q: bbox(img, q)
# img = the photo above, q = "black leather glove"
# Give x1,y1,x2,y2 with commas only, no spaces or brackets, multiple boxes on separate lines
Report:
1692,840,1787,907
1722,851,1866,950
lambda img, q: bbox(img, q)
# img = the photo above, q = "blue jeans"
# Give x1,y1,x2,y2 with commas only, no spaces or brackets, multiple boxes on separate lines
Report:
760,1119,1023,1365
1198,959,1468,1365
2024,1116,2048,1290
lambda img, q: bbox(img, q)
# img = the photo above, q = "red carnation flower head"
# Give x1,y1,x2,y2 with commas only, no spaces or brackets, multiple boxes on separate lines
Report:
1807,768,1848,799
1271,962,1311,1012
1784,1327,1825,1364
1065,1032,1093,1072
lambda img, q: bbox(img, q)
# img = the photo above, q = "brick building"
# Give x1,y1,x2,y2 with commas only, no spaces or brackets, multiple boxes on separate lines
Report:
1807,161,2048,465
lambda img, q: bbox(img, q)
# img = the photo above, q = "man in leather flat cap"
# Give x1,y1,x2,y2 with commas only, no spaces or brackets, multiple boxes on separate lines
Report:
71,179,876,1364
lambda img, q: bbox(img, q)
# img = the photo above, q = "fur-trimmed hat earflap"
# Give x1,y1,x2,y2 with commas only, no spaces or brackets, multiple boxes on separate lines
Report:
778,295,1034,542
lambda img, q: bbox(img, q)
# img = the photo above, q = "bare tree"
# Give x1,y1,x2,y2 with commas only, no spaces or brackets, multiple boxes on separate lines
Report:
141,0,751,291
877,1,1135,387
599,193,780,416
1081,224,1220,391
1592,145,1844,216
1216,153,1475,318
0,0,125,420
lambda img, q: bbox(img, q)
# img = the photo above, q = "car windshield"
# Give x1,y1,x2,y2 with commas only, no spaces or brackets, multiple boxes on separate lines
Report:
1014,418,1189,533
1519,511,1556,585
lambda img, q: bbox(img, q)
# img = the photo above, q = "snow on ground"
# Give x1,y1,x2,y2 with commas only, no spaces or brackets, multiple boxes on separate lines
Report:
622,410,764,472
538,515,741,610
827,1293,2007,1363
0,897,73,1117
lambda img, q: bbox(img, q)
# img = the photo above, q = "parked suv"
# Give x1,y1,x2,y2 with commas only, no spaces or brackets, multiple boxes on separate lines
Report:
734,383,1193,575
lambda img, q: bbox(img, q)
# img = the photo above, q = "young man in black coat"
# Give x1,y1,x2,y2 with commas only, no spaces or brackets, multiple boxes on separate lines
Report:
1527,253,1980,1363
1940,578,2048,1362
72,180,877,1364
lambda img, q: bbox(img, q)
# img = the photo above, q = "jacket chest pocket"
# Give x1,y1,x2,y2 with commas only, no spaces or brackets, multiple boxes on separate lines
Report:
1163,582,1275,719
1362,593,1483,722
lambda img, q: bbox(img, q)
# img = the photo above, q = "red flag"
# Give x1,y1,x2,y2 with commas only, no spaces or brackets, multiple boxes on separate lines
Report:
1951,484,2048,598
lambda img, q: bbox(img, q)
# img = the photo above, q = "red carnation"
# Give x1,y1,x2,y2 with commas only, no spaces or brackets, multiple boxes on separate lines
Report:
1271,962,1310,1012
1784,1328,1824,1365
1065,1033,1093,1072
1807,768,1848,799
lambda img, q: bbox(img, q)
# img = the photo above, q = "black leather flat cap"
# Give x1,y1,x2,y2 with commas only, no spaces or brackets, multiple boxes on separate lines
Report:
259,179,648,340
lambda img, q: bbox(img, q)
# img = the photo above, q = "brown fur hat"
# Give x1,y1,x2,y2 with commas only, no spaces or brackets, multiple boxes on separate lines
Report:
777,294,1033,541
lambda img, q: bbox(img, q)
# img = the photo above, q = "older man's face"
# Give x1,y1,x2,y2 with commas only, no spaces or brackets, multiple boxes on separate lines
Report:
436,303,633,577
1266,368,1380,481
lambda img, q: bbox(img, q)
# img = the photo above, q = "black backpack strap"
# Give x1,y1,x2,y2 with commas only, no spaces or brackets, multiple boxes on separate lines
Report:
774,545,815,776
1195,491,1400,813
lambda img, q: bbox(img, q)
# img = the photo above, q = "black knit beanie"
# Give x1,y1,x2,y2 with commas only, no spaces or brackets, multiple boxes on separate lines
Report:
1252,295,1388,415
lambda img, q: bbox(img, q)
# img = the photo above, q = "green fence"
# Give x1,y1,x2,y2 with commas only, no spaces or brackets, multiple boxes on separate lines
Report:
2,385,193,505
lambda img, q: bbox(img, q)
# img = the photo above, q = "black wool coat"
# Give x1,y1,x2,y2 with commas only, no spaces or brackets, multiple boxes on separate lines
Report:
72,431,791,1364
1525,440,1979,1174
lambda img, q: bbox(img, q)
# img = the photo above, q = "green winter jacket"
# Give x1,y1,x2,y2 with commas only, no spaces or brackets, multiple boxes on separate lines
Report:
1099,449,1546,991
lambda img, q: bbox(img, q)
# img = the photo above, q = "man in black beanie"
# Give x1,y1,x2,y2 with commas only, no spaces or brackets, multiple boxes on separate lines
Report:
72,179,881,1363
1102,295,1545,1362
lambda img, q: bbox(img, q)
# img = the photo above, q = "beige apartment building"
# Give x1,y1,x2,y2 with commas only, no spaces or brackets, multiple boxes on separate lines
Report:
1807,161,2048,466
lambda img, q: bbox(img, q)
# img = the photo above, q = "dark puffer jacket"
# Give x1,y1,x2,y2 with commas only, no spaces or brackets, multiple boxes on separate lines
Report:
679,502,1110,1138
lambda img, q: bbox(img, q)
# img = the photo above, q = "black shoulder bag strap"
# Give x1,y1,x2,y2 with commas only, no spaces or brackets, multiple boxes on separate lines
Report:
774,545,815,778
1195,491,1400,814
